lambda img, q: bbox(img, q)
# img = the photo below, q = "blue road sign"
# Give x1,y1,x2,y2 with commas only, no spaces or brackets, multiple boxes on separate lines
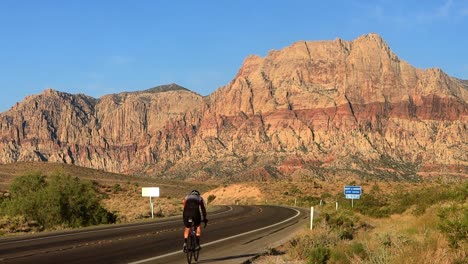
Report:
344,186,361,195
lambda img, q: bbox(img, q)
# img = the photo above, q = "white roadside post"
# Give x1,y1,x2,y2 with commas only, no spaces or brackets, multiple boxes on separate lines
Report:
142,187,160,219
310,206,314,230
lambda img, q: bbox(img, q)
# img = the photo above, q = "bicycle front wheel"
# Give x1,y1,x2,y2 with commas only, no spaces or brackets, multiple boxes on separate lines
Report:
194,239,200,261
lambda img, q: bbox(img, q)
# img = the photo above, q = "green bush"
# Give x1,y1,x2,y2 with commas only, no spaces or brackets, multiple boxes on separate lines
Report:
9,172,47,195
327,211,355,229
288,235,315,260
207,194,216,204
348,242,367,259
323,211,360,242
437,203,468,249
0,173,116,229
393,183,467,216
355,193,391,218
307,246,330,264
354,182,468,218
288,232,337,262
111,184,123,193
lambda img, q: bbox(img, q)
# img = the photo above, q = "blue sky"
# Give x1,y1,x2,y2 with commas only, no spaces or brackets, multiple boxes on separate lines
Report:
0,0,467,112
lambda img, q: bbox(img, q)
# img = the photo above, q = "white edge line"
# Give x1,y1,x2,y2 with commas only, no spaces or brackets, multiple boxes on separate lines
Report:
0,206,234,246
128,206,301,264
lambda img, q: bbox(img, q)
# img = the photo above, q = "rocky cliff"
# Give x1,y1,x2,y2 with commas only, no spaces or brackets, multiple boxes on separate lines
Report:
0,84,204,174
1,34,466,180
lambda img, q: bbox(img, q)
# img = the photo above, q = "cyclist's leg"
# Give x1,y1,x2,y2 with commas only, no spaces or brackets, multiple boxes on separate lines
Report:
194,225,201,249
194,215,202,249
183,217,191,251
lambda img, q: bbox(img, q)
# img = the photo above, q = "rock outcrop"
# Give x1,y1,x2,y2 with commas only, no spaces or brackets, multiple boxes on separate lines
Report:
0,84,204,174
0,34,466,180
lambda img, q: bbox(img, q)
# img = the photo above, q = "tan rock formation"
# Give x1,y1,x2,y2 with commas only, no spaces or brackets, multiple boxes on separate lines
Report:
0,34,466,180
0,84,204,174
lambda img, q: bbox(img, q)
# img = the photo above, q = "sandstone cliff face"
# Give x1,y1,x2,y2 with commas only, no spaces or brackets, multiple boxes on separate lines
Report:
0,34,466,179
0,84,204,173
196,34,466,177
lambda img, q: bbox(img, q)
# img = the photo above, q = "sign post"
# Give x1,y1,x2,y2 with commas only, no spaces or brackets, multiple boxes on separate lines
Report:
344,186,361,208
142,187,160,218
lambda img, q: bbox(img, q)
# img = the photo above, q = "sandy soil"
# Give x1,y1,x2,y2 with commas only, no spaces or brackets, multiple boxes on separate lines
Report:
202,184,264,205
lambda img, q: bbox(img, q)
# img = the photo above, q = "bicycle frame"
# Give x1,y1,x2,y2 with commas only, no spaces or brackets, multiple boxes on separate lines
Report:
185,218,200,264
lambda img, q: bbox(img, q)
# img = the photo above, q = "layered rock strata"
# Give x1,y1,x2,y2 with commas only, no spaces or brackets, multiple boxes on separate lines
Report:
0,34,466,179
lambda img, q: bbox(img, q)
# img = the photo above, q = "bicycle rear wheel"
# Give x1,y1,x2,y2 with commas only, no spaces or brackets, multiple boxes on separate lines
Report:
186,236,193,264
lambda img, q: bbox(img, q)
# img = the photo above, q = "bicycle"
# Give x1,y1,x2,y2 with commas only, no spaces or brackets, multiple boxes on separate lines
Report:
185,217,201,264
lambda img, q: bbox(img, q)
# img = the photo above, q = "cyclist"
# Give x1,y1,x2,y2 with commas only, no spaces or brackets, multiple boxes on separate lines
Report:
183,190,208,251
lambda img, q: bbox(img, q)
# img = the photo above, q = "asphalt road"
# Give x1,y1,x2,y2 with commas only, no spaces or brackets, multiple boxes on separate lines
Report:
0,205,308,264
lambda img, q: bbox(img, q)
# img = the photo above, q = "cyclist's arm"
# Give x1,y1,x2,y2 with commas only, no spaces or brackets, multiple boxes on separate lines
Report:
199,197,207,219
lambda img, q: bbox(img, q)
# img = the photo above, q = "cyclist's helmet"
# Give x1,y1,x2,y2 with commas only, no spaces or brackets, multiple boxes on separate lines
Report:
190,190,200,196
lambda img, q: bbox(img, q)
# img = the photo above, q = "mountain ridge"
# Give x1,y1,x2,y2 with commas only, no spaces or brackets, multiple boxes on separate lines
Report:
0,33,466,180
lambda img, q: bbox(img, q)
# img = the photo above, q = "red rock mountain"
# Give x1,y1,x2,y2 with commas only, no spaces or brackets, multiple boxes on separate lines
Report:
1,34,467,180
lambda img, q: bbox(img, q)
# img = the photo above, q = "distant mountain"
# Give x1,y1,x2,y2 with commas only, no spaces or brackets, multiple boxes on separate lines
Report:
141,83,192,94
0,33,466,180
461,79,468,88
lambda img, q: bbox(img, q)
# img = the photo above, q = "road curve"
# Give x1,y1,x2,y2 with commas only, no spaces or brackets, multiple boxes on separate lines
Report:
0,205,308,264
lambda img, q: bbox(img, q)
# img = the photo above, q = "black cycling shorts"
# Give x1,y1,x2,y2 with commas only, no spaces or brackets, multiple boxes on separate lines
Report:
183,215,201,228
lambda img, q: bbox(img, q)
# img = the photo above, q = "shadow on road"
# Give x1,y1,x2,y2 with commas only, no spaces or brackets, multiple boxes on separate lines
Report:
196,253,259,263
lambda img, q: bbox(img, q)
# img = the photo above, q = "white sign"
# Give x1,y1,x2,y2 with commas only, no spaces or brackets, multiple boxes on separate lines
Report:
345,194,360,199
142,187,160,197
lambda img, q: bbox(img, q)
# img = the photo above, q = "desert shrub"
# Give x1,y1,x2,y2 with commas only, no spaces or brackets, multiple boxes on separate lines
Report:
288,234,316,260
9,172,46,195
329,241,367,264
437,203,468,249
111,183,123,193
355,183,468,218
307,245,330,264
355,193,391,218
299,195,321,206
0,215,43,235
325,212,353,228
320,192,332,199
288,223,339,260
393,183,467,216
289,186,302,194
207,194,216,204
0,173,116,229
324,211,357,240
348,242,367,259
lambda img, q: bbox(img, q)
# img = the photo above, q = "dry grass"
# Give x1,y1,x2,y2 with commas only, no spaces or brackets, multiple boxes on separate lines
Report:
254,207,466,264
252,181,467,264
101,183,183,222
346,204,466,264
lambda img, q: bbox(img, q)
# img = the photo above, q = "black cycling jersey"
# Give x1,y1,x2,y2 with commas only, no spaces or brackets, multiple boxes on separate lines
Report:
183,194,207,228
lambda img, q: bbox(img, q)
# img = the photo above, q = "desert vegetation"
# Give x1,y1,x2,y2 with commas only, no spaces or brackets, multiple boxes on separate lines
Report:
0,172,116,234
0,163,217,235
0,162,466,264
253,181,467,264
